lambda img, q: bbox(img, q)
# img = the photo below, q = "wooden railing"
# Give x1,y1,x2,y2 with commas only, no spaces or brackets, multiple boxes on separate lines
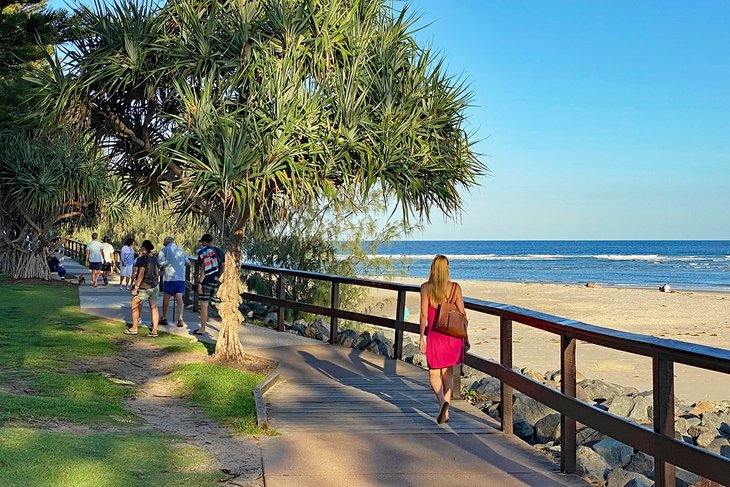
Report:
64,240,730,486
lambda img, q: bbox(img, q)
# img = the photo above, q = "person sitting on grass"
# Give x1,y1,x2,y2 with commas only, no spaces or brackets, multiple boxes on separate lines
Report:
125,240,160,337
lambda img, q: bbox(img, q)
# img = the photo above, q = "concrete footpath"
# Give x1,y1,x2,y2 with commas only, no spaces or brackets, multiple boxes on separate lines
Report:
61,256,587,487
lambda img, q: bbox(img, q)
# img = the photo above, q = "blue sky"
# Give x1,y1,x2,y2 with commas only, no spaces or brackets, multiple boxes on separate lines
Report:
49,1,730,239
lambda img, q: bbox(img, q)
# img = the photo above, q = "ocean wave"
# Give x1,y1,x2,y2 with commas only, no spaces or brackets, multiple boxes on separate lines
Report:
358,253,727,263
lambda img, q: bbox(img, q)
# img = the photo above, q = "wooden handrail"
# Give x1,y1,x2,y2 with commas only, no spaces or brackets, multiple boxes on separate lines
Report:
64,239,730,486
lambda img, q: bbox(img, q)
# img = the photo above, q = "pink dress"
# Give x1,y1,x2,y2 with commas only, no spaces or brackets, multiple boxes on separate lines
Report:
426,290,465,369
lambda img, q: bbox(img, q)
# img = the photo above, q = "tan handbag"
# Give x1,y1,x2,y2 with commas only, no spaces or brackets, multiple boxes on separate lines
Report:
433,283,469,339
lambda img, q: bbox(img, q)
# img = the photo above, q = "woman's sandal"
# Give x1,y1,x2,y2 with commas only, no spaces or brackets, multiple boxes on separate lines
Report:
437,401,450,424
123,329,138,335
148,332,158,337
192,329,206,335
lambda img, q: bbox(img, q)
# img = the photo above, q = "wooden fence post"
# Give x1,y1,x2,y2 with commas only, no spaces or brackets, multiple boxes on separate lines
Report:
394,289,406,360
276,274,285,332
560,333,577,473
653,356,676,487
330,281,340,344
500,316,513,435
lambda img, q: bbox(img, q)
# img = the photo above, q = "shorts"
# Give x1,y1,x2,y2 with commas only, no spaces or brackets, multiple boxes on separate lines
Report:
102,262,112,272
163,280,185,295
120,264,133,278
199,282,220,304
89,261,102,271
135,286,159,302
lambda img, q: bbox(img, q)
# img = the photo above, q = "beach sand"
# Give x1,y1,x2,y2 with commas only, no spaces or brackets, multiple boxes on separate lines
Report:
354,278,730,403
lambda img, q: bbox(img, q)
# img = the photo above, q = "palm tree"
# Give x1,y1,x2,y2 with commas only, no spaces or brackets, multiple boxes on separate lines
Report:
34,0,486,363
0,130,114,278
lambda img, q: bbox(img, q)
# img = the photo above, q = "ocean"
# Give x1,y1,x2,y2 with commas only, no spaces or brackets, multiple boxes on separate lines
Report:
372,241,730,292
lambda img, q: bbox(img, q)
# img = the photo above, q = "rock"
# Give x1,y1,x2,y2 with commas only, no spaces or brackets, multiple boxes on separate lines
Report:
304,319,329,340
605,468,652,487
409,352,427,368
486,403,501,420
576,426,608,445
288,322,305,336
354,331,372,350
675,417,690,435
627,395,653,424
592,438,633,468
624,479,652,487
721,444,730,458
513,419,534,440
576,445,609,483
695,431,720,449
337,329,358,347
521,367,545,382
471,377,502,402
624,451,654,478
682,415,702,429
534,413,561,443
264,311,278,324
512,394,556,426
706,437,729,455
578,379,639,402
690,400,717,416
402,342,419,359
608,395,636,418
462,365,488,382
371,331,394,357
675,467,703,487
544,369,587,383
701,411,729,434
576,384,590,402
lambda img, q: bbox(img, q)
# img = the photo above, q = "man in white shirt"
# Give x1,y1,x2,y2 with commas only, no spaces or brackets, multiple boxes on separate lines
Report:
157,236,190,327
85,232,104,288
101,236,116,286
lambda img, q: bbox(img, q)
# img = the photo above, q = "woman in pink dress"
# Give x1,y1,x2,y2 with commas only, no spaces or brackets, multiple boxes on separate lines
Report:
419,255,466,424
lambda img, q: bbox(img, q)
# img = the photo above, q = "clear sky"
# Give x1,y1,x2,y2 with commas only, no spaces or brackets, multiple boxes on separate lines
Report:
49,1,730,239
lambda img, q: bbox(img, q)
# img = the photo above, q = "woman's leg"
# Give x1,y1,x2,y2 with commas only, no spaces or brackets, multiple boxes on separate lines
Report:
130,297,141,332
441,366,454,418
149,299,159,335
429,368,444,405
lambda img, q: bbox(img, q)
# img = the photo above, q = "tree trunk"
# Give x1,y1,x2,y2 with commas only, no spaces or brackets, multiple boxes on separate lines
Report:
214,232,246,364
0,246,51,280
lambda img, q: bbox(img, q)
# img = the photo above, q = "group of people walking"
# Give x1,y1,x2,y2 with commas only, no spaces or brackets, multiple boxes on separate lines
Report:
85,233,224,338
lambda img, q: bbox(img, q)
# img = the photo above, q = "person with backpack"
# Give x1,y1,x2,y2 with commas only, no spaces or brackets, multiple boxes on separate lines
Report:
125,240,160,337
194,233,225,335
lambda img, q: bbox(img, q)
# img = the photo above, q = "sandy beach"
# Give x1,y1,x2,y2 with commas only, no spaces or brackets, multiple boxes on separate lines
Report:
356,278,730,403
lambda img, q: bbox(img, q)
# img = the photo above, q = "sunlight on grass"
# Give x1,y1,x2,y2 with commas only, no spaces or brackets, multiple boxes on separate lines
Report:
0,427,226,487
170,363,266,435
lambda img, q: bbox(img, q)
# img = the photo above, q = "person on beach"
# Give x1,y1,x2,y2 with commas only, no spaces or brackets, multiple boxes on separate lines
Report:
194,233,224,335
158,236,190,328
419,255,466,424
126,240,160,337
101,235,115,286
119,238,135,290
85,232,103,287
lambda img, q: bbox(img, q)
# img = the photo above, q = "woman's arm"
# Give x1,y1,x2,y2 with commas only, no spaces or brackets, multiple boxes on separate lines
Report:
419,284,429,353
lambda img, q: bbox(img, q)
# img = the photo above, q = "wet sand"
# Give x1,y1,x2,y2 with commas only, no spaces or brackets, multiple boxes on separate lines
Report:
356,278,730,403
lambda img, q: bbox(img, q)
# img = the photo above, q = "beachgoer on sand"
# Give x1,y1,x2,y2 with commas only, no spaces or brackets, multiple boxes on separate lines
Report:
194,233,224,336
119,238,135,290
101,235,115,286
85,232,103,288
126,240,160,337
158,236,190,328
419,255,467,424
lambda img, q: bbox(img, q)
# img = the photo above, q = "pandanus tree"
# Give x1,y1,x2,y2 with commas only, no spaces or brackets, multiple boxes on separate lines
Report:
35,0,485,363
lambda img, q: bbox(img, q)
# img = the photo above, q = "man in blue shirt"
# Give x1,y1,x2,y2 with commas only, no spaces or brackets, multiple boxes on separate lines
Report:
158,236,190,328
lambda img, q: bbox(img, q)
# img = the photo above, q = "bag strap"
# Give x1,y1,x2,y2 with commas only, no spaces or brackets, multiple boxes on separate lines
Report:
447,282,457,304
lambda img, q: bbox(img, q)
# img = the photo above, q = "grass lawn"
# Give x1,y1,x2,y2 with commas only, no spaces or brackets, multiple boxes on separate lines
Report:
170,363,265,434
0,283,265,485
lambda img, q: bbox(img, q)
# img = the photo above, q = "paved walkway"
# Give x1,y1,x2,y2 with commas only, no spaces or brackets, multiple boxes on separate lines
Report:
60,256,587,487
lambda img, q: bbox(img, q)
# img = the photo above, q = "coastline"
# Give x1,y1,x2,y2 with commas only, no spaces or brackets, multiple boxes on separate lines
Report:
359,276,730,402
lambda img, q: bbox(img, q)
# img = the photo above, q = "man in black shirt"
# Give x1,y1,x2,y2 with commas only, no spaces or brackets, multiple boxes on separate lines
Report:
125,240,160,336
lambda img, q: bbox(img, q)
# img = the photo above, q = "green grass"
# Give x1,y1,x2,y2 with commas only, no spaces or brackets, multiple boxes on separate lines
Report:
170,363,265,434
0,427,226,487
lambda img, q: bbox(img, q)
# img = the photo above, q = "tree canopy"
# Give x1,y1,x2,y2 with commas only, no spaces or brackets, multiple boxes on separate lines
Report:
36,0,486,362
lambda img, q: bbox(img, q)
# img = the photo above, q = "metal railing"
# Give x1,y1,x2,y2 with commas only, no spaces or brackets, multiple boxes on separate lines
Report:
65,240,730,486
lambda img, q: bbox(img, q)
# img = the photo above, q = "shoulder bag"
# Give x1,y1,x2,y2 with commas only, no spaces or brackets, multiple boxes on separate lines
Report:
433,283,469,339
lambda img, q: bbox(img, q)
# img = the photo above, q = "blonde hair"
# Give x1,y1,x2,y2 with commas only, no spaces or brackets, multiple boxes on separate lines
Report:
427,255,450,305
